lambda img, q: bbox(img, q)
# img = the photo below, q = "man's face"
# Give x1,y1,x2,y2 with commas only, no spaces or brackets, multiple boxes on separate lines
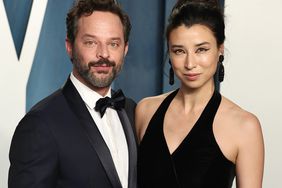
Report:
66,11,128,90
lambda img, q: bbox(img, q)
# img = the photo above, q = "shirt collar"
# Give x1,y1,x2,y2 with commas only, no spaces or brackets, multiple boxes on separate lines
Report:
70,73,111,109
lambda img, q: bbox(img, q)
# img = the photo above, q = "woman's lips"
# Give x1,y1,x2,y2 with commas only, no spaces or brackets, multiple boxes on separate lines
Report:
184,73,200,81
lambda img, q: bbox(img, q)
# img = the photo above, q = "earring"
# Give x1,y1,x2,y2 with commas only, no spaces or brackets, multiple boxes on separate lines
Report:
169,60,174,85
218,55,224,82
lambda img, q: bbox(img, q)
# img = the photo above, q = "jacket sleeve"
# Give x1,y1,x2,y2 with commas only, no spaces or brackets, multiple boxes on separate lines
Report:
8,113,58,188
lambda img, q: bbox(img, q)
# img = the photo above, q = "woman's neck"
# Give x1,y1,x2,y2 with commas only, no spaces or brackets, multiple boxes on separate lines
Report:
176,84,215,113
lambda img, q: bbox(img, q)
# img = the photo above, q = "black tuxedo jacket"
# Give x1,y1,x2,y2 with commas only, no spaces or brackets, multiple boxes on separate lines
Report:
8,78,137,188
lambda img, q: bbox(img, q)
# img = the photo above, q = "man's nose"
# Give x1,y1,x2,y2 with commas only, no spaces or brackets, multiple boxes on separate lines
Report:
96,43,110,59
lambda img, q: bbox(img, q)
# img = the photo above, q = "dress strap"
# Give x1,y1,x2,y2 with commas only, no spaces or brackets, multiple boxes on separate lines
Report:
152,89,179,119
197,90,222,132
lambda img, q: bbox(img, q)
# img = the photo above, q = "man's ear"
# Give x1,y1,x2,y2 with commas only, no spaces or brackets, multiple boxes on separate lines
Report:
124,42,129,57
65,38,73,59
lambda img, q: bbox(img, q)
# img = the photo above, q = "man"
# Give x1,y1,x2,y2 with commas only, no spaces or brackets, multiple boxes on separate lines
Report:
8,0,137,187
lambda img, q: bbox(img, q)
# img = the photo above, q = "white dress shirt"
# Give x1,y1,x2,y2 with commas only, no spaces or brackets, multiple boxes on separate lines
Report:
70,73,129,188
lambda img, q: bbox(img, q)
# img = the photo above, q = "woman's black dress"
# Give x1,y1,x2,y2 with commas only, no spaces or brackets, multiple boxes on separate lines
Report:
138,89,235,188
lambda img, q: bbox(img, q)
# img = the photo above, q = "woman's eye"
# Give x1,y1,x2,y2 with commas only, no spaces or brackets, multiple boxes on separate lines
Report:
173,49,185,55
196,47,209,53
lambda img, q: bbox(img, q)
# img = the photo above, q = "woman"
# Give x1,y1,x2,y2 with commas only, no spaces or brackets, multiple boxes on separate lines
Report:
136,0,264,187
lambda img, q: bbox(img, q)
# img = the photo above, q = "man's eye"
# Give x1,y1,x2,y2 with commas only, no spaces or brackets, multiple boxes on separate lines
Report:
84,41,96,47
110,42,119,48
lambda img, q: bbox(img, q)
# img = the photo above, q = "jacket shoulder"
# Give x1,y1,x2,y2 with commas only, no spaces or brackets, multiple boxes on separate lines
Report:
28,89,64,115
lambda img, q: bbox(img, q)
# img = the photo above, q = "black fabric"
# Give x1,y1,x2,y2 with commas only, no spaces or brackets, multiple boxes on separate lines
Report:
138,89,235,188
9,78,137,188
95,89,126,118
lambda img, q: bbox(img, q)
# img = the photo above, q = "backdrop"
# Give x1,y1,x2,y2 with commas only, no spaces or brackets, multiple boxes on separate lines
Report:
9,1,282,188
2,0,224,111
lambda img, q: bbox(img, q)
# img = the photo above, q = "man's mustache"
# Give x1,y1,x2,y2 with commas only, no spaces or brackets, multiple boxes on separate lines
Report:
88,58,116,68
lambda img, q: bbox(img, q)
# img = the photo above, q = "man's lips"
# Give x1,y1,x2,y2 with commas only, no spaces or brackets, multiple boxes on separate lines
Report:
92,63,112,67
91,65,112,73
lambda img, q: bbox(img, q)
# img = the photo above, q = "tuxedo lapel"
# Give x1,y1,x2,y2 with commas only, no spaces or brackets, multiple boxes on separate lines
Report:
117,109,137,188
62,78,122,188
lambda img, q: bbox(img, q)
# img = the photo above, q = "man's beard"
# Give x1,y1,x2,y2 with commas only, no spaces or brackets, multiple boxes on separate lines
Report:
72,50,122,88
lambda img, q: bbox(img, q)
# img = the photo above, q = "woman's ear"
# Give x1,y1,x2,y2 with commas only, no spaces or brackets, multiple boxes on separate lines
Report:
219,43,224,55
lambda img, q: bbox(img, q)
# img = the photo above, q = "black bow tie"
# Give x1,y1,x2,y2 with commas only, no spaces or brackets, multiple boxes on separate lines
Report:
95,89,125,118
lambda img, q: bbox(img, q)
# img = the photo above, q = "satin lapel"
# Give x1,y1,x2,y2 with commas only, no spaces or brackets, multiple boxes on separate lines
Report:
62,78,122,188
117,109,137,188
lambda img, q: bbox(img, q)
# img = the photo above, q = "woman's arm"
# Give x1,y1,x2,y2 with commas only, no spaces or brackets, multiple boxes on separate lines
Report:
235,113,264,188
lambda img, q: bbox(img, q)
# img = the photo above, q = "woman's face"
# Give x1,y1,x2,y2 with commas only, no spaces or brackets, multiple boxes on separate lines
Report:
168,24,223,90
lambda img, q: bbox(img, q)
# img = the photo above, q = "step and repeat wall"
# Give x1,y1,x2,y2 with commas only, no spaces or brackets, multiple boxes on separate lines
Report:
1,0,280,187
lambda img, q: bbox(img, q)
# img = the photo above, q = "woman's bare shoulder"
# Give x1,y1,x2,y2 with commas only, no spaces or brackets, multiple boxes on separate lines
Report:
135,91,174,142
137,92,170,112
220,96,262,141
221,96,260,127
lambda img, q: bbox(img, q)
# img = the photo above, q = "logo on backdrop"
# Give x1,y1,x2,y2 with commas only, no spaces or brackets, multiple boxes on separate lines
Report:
0,1,48,187
0,0,48,104
3,0,33,59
